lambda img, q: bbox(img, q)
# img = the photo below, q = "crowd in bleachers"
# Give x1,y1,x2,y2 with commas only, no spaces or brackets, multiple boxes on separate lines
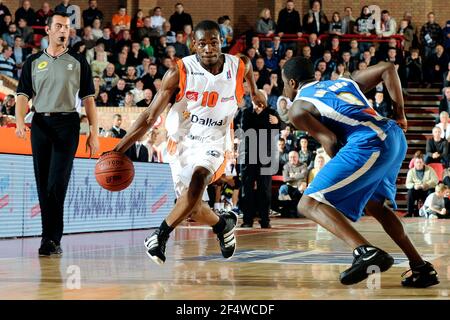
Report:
1,0,450,220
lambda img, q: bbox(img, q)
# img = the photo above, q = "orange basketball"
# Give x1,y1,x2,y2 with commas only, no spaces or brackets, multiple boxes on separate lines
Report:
95,151,135,192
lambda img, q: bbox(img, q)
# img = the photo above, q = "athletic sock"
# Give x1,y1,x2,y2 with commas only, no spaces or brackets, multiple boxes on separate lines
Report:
212,215,226,234
159,220,174,238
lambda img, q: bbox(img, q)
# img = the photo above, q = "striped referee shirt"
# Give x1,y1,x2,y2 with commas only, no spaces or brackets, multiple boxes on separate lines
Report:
16,48,95,113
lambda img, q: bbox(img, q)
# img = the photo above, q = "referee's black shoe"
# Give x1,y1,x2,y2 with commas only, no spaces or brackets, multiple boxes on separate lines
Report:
340,245,394,285
39,238,63,256
401,261,439,288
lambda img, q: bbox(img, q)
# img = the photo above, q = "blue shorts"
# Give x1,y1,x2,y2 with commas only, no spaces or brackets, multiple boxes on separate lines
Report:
304,124,407,222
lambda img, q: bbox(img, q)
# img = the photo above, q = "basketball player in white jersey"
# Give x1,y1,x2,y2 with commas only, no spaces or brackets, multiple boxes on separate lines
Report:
114,20,266,265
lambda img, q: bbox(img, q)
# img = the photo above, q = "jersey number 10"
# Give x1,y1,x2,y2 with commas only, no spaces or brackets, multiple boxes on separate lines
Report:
201,91,219,108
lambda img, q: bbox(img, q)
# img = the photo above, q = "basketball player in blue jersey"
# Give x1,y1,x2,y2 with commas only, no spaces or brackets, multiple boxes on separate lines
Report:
281,57,439,287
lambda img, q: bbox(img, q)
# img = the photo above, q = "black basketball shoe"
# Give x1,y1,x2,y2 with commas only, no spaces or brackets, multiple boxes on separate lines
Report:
401,261,439,288
145,229,169,265
216,210,238,259
38,238,63,256
340,245,394,285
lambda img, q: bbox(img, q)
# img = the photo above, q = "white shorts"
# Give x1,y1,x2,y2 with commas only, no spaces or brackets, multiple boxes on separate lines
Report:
166,138,226,200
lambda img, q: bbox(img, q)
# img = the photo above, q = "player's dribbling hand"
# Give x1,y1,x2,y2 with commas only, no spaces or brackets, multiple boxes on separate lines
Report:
15,122,27,139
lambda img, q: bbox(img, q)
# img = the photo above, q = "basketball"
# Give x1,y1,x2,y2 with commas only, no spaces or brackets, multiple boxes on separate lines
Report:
95,151,135,192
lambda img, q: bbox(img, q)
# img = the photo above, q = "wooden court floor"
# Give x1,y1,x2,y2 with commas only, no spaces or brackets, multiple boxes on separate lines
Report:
0,217,449,300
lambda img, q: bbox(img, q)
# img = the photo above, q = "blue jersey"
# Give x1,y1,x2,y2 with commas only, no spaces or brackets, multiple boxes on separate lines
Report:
294,78,396,144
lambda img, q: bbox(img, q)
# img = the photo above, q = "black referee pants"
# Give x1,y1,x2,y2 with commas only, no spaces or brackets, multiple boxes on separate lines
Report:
240,164,272,226
31,112,80,244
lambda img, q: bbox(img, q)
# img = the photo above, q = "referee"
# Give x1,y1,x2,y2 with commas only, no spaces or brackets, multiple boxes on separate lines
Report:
15,13,99,256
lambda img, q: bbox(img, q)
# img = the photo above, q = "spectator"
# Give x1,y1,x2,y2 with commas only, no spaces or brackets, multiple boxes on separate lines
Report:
130,9,145,33
183,24,194,52
157,56,173,78
308,33,323,62
425,126,448,166
439,87,450,115
398,19,414,52
67,27,81,48
341,7,355,34
81,26,96,50
409,150,424,169
298,136,315,169
355,6,376,36
0,2,10,26
269,72,281,96
249,35,263,56
173,31,189,58
276,0,302,38
116,29,132,53
341,51,355,73
0,45,15,78
140,37,154,59
112,6,131,31
136,88,153,107
277,138,289,175
218,15,233,50
373,91,392,118
55,0,79,30
123,91,135,108
136,56,150,78
302,0,328,35
91,18,102,40
34,2,53,35
150,7,166,35
122,66,138,90
420,12,443,59
130,79,145,103
97,27,115,56
169,3,193,33
329,36,341,61
406,157,439,217
254,56,270,88
280,125,296,152
376,10,397,37
279,150,308,201
165,45,177,62
125,135,149,162
436,111,450,139
1,94,15,116
71,40,86,55
96,91,109,106
405,48,423,83
12,36,28,77
155,35,168,59
82,0,103,28
348,38,360,60
426,45,449,84
2,23,19,47
315,51,336,78
419,183,448,219
256,8,276,36
329,12,343,36
302,45,312,62
263,47,278,72
444,20,450,56
15,0,35,26
91,51,108,77
270,35,285,61
108,78,127,106
161,21,176,44
127,41,148,66
137,16,157,41
308,155,325,185
107,114,127,138
0,14,12,37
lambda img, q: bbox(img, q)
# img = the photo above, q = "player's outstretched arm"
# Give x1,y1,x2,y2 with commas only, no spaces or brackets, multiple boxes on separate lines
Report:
114,66,180,153
289,100,340,158
238,54,267,108
352,62,407,131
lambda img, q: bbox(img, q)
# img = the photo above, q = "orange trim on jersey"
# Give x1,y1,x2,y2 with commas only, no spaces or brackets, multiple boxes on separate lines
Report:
167,138,178,156
210,157,227,184
362,107,379,117
235,58,246,105
176,59,187,102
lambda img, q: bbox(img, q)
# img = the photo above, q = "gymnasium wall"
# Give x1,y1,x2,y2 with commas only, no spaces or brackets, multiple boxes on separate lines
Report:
3,1,450,35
